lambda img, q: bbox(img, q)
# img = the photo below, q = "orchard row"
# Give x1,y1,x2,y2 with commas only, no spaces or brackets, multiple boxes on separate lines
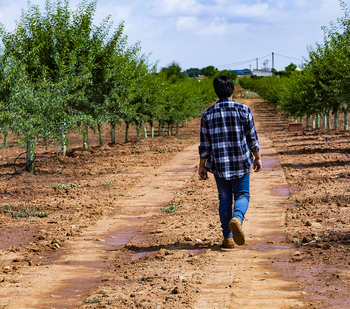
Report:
0,0,217,171
240,0,350,131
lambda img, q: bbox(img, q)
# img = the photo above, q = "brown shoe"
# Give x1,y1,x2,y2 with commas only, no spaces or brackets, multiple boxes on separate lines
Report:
229,217,245,245
223,237,234,248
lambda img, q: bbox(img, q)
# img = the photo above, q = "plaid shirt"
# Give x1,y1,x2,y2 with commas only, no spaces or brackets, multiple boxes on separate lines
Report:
199,98,259,180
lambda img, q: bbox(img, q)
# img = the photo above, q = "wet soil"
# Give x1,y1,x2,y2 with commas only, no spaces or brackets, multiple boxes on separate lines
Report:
0,97,349,308
254,102,350,309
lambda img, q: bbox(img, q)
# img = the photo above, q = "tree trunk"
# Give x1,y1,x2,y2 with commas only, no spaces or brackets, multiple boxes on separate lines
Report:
110,123,116,144
176,123,179,135
294,117,298,123
137,127,141,141
158,121,162,136
299,116,303,123
345,109,349,131
334,112,338,129
125,122,130,143
312,115,316,129
83,124,88,149
170,124,173,136
150,122,154,138
326,111,331,129
3,133,8,148
306,115,310,127
26,138,35,173
143,122,147,139
168,123,171,136
98,123,103,145
316,114,321,129
61,128,66,156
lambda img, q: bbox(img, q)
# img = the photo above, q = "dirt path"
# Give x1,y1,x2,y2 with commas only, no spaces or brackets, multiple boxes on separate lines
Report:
0,145,200,308
194,134,306,309
0,98,320,308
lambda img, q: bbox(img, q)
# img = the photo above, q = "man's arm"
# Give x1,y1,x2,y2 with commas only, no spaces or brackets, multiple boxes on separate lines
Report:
252,151,262,172
199,158,208,179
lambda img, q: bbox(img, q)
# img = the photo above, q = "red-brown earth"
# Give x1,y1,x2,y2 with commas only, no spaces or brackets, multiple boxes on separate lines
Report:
0,94,349,308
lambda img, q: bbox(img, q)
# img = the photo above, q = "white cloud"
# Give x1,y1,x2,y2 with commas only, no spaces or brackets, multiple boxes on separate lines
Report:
103,5,131,22
151,0,197,16
176,16,199,32
233,2,271,18
0,0,346,70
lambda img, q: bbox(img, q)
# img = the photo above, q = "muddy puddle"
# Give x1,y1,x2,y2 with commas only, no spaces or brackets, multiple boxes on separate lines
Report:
272,185,291,196
262,155,280,170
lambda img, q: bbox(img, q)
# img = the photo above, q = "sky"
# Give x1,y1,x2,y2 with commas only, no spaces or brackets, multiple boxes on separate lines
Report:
0,0,346,71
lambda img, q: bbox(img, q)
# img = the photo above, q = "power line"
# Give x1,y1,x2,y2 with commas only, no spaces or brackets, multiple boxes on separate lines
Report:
258,54,271,60
214,53,304,70
215,58,257,69
274,53,304,61
215,54,271,69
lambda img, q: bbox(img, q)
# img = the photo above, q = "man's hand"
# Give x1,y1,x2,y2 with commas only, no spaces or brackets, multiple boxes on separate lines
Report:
199,158,208,180
252,151,262,172
199,166,208,180
253,159,262,172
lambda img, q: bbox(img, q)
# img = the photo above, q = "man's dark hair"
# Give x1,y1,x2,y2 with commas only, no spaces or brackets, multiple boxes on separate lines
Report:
213,75,235,98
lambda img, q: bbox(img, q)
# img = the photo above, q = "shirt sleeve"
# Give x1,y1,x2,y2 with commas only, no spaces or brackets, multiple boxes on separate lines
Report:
198,115,211,159
245,109,259,153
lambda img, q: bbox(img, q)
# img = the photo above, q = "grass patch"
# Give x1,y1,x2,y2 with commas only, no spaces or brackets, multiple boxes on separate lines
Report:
114,193,132,197
5,205,50,218
52,183,80,189
153,146,172,153
160,203,181,213
239,90,260,99
172,189,195,195
100,181,115,186
89,170,111,175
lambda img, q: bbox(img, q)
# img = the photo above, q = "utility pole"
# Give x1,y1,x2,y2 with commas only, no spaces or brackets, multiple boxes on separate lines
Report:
256,58,258,70
272,52,274,71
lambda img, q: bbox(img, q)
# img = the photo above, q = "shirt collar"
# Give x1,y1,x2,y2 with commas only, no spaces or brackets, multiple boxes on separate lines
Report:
217,97,234,103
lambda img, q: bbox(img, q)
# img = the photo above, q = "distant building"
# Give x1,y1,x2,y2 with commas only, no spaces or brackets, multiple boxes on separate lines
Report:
231,69,252,76
252,69,273,77
196,75,206,80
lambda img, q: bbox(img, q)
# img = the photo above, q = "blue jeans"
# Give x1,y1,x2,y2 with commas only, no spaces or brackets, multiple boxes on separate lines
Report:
214,172,250,238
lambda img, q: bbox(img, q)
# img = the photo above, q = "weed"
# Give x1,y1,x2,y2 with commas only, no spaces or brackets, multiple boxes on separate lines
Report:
153,146,172,153
240,90,259,99
160,203,181,213
293,238,302,247
85,298,103,304
173,189,195,195
52,183,80,189
5,205,50,218
89,170,110,175
115,193,132,197
100,181,115,186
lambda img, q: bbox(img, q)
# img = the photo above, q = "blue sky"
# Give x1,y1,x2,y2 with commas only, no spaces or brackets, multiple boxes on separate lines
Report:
0,0,346,71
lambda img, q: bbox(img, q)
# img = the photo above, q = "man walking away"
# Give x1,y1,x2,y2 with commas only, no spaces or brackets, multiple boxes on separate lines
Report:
198,75,262,248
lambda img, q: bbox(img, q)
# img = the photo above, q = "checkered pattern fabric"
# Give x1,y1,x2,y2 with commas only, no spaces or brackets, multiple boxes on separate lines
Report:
199,98,259,180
